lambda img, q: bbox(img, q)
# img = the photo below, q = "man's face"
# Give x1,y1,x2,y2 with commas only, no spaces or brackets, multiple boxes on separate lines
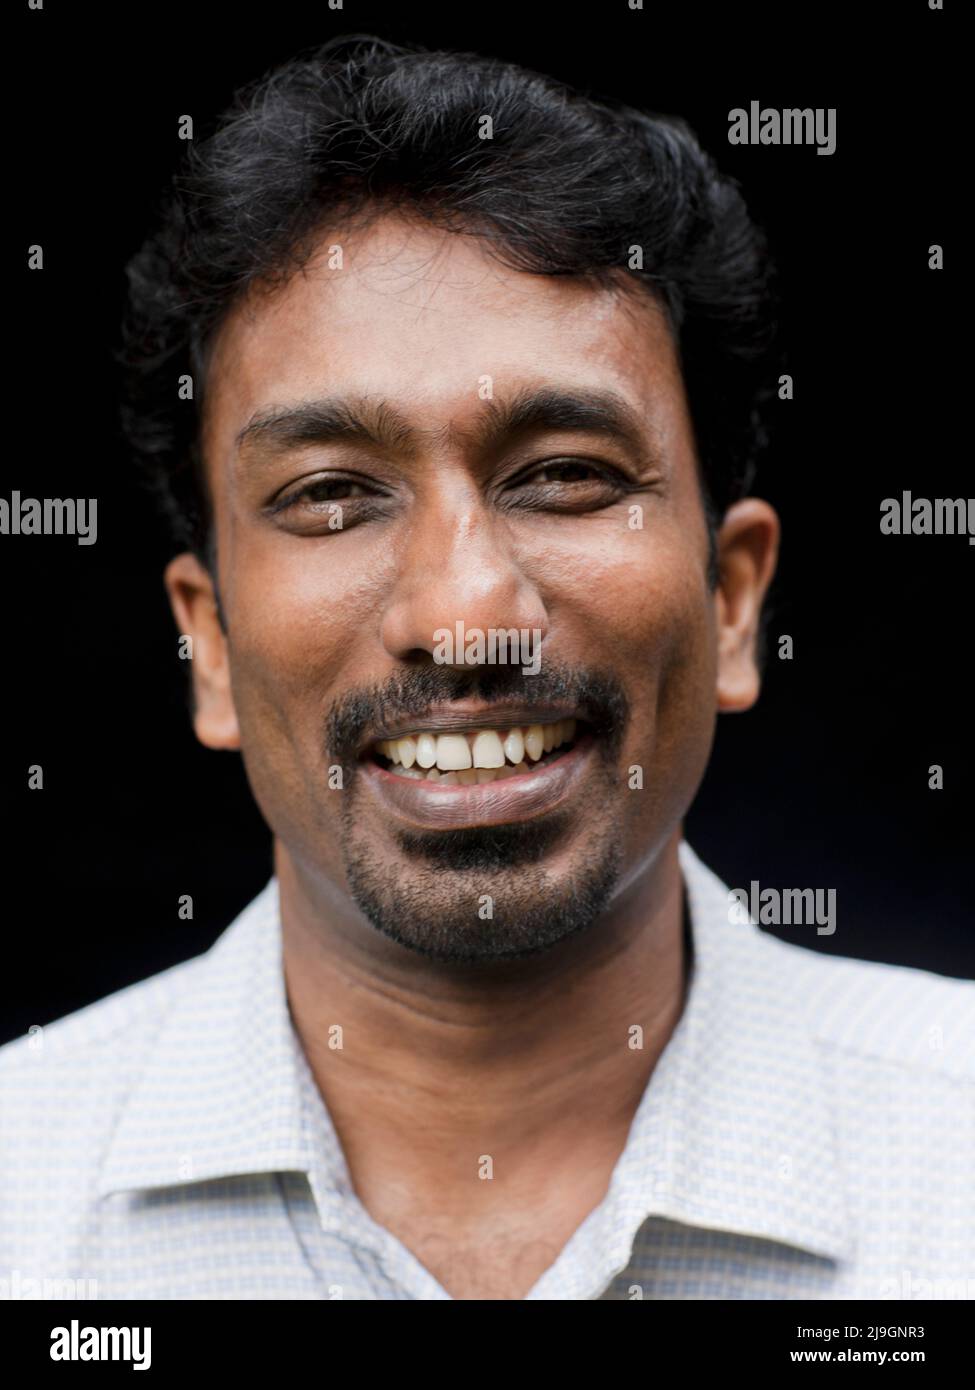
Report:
167,214,776,962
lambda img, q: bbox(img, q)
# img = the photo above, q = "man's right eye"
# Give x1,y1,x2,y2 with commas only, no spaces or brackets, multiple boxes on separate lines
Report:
269,477,373,513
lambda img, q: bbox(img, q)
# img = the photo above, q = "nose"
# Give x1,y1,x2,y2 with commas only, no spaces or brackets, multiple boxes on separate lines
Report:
379,480,549,665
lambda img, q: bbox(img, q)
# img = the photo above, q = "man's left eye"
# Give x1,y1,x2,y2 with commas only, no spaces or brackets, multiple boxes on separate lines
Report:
511,459,629,495
526,460,616,485
500,459,630,515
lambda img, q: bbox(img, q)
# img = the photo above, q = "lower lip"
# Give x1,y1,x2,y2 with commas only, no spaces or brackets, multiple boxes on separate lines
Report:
357,732,597,830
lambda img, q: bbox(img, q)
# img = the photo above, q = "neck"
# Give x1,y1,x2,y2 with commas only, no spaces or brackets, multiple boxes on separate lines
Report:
277,831,689,1173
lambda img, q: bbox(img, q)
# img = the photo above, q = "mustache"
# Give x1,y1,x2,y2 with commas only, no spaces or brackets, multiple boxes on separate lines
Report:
325,660,630,765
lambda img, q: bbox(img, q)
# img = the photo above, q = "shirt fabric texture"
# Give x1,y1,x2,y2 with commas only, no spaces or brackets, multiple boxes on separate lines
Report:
2,841,973,1301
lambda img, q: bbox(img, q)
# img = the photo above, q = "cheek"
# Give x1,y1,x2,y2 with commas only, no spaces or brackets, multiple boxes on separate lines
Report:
647,576,719,834
529,519,714,684
616,554,718,849
223,545,381,771
546,523,717,805
220,557,376,864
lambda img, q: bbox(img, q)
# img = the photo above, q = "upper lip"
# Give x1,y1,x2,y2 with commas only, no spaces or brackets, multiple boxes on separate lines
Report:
356,702,587,756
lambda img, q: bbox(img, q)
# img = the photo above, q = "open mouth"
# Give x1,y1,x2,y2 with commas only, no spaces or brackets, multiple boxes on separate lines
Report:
366,717,585,785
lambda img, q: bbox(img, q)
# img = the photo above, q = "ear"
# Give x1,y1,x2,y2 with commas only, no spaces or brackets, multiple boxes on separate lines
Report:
163,552,241,750
714,498,780,713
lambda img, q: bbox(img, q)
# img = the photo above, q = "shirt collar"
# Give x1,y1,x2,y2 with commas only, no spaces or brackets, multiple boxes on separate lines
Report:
597,841,853,1263
97,879,316,1196
97,843,853,1262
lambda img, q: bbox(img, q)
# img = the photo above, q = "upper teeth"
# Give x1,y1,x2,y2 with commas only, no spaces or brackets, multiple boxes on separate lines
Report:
376,719,577,771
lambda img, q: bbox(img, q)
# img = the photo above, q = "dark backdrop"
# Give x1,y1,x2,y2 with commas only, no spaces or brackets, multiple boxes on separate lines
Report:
3,0,968,1045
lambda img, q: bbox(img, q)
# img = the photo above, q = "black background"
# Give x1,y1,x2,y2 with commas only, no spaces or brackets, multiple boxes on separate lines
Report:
4,0,968,1045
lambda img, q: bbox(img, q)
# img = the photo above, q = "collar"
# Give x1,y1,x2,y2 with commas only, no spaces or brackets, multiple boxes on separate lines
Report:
97,843,853,1264
97,879,317,1196
591,841,854,1265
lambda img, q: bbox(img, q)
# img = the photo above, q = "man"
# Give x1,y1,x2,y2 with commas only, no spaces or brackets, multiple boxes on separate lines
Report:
2,36,972,1302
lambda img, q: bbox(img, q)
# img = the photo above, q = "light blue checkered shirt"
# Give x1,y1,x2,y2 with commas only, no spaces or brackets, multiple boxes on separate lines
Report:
2,842,973,1300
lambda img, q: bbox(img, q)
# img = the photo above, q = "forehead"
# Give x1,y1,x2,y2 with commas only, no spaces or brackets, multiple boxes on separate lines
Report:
201,213,687,461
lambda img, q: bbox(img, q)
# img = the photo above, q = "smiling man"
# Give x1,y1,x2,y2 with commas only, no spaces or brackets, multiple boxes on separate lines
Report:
2,36,972,1303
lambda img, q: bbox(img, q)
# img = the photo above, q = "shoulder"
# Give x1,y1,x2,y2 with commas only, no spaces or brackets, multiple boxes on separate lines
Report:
0,951,214,1179
681,841,974,1082
0,946,209,1082
0,883,278,1274
0,948,215,1271
0,946,220,1202
0,880,276,1095
753,928,975,1081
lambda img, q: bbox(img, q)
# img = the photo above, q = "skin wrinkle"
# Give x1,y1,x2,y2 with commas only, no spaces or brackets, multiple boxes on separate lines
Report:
164,212,779,1299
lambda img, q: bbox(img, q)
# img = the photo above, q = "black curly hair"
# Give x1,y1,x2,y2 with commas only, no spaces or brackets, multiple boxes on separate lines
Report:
118,33,779,580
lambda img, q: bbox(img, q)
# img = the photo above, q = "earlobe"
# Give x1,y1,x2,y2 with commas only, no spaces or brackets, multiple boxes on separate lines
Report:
163,552,241,750
714,499,780,713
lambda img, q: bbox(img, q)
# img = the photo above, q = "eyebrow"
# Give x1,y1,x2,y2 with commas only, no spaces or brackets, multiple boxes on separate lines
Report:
235,385,659,469
236,398,417,461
